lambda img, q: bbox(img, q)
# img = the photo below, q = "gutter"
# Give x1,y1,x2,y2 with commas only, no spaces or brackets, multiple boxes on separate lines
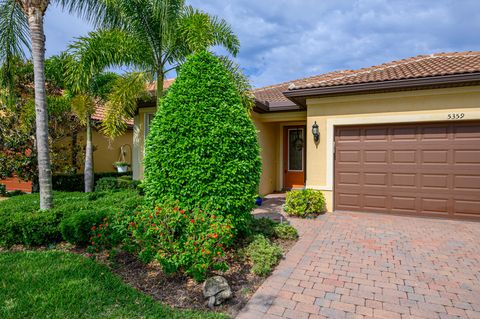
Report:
283,73,480,108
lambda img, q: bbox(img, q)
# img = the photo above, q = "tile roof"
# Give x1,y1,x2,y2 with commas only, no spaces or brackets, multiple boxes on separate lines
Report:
289,51,480,90
252,51,480,107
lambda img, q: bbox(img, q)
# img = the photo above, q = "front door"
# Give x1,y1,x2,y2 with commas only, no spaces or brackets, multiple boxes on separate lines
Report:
283,126,306,189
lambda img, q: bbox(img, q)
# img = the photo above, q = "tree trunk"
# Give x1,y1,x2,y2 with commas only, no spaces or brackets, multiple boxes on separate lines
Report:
25,2,53,209
84,117,94,192
156,69,165,108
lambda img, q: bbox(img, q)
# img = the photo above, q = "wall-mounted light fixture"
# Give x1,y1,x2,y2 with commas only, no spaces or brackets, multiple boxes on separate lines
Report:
312,121,320,143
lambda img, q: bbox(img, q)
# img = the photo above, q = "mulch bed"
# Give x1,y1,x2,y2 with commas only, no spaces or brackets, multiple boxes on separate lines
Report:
3,238,297,318
96,238,296,317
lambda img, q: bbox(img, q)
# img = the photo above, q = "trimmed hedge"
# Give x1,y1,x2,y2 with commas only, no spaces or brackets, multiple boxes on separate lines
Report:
52,172,130,192
0,191,143,247
143,51,261,233
95,176,141,192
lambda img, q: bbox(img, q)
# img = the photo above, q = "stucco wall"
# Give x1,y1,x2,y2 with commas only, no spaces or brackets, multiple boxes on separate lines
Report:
58,128,133,173
305,85,480,212
252,114,279,195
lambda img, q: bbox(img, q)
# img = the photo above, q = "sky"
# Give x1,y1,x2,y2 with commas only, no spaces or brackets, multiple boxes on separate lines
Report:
43,0,480,88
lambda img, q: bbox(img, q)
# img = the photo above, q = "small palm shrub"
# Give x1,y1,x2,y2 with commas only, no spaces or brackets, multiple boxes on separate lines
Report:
244,235,282,276
284,189,326,217
143,51,261,234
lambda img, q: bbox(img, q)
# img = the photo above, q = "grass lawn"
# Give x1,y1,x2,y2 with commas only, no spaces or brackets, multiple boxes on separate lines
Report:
0,251,227,319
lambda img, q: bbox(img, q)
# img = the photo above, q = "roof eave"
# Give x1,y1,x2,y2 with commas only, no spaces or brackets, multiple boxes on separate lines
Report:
283,73,480,108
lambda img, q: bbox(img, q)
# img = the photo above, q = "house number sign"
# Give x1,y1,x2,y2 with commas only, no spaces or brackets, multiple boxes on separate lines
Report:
447,113,465,120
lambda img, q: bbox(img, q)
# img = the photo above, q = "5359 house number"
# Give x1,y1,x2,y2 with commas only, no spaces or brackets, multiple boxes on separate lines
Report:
447,113,465,120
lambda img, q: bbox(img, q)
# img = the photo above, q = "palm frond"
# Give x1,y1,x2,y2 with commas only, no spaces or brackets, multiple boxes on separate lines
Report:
218,56,254,110
0,0,30,103
101,72,151,138
66,29,152,92
70,93,95,125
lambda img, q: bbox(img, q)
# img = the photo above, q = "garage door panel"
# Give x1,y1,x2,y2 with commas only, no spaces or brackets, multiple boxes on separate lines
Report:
391,173,416,187
421,126,449,140
335,121,480,219
364,150,388,163
363,195,388,210
392,196,417,211
421,174,450,189
421,198,449,214
364,173,387,186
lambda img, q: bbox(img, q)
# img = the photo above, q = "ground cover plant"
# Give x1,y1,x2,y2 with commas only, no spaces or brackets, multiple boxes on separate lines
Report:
0,251,226,319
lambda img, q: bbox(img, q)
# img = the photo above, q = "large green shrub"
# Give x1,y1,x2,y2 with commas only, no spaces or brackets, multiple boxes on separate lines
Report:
143,51,261,232
284,189,326,217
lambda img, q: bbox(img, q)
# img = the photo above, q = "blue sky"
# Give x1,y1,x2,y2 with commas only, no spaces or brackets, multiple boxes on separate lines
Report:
44,0,480,88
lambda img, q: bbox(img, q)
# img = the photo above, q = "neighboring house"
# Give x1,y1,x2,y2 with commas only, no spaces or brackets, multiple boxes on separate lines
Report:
1,107,134,192
133,51,480,220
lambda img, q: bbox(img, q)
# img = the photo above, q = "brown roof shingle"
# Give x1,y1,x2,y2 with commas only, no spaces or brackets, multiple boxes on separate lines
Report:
289,51,480,90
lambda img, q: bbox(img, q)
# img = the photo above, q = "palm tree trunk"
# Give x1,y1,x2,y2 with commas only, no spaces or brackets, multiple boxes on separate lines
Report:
156,69,165,107
84,117,94,192
25,2,52,209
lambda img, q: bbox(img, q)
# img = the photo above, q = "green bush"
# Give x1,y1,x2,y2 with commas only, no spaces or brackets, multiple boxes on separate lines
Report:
273,223,298,240
0,184,6,196
284,189,326,217
245,235,282,276
0,191,143,247
250,218,298,240
94,176,141,192
90,203,235,282
60,210,108,246
52,172,130,192
143,51,261,233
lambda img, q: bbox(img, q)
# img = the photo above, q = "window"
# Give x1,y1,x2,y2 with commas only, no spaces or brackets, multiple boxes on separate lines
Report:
288,128,304,171
144,113,155,143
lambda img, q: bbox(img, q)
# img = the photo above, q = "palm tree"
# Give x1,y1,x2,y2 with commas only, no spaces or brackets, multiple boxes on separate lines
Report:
0,0,103,209
66,0,240,137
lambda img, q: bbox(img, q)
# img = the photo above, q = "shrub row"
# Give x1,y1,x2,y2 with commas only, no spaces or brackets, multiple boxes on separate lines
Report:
0,191,143,247
52,172,131,192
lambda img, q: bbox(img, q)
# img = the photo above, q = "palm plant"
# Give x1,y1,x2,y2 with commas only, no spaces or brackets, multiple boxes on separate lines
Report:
0,0,104,209
66,0,240,137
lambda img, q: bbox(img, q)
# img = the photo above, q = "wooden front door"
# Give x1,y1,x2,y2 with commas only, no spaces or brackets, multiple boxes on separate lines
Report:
283,126,306,189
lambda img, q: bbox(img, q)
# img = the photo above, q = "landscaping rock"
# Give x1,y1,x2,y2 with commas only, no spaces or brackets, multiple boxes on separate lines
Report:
203,276,232,308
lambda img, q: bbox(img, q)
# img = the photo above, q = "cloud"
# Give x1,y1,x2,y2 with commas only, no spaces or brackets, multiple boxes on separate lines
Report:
189,0,480,87
42,1,480,87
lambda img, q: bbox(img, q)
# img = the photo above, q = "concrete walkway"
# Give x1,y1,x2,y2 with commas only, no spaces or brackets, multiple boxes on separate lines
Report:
240,195,480,319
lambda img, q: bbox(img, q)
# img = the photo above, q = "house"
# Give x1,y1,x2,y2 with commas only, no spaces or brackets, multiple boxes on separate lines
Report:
133,51,480,219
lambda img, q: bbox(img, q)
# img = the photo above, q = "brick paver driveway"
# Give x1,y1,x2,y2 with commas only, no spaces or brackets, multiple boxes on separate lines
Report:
238,212,480,319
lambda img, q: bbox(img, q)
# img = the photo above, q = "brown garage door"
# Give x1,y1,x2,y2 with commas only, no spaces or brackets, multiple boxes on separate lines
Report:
334,121,480,219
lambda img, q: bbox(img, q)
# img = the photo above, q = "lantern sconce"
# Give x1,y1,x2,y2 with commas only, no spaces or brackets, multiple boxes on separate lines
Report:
312,121,320,143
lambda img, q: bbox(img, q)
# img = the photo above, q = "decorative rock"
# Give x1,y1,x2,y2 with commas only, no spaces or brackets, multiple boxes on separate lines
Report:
203,276,232,308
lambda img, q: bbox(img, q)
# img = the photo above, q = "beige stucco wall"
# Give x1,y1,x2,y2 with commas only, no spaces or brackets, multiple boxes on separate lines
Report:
55,128,133,173
305,85,480,212
91,128,133,172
